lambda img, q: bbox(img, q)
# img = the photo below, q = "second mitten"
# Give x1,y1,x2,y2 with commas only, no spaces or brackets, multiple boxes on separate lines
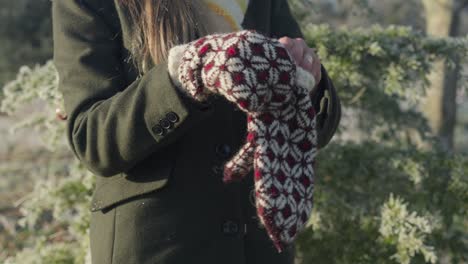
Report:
224,67,318,252
168,30,319,252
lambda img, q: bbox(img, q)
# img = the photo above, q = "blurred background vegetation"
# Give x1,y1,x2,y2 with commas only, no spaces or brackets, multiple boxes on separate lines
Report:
0,0,467,263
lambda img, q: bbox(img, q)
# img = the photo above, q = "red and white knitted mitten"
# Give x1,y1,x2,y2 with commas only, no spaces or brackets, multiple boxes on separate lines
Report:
168,30,296,112
168,29,318,252
222,65,318,251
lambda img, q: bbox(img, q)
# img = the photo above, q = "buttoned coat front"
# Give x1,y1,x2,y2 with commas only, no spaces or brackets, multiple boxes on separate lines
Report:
52,0,341,263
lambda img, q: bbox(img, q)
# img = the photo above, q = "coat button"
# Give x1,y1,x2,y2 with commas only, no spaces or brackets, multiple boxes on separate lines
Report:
152,124,164,136
215,144,232,159
159,118,172,129
212,165,223,175
166,111,179,123
222,220,239,235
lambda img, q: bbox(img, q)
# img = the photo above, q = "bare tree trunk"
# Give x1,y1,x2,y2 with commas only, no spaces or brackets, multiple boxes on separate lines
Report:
440,3,465,152
422,0,465,152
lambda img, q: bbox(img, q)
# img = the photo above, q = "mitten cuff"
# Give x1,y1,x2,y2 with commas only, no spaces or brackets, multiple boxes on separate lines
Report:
167,43,190,95
296,67,316,93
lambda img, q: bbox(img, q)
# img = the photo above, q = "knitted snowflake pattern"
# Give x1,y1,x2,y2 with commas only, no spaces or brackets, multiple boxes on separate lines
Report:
172,29,318,252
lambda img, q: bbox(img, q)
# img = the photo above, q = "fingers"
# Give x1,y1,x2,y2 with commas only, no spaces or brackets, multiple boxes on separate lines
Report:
290,38,306,66
309,49,322,84
301,48,315,73
302,48,321,84
278,37,305,65
278,36,294,49
313,60,322,84
278,36,322,84
278,37,295,60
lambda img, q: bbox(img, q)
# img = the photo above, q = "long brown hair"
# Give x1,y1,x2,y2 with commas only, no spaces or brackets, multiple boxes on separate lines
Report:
118,0,208,73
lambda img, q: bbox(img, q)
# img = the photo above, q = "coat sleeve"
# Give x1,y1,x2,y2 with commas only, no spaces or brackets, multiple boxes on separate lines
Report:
52,0,214,177
270,0,341,149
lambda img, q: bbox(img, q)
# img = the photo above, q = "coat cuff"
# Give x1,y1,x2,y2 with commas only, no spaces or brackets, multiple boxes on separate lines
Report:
144,63,214,142
167,43,189,90
309,65,341,149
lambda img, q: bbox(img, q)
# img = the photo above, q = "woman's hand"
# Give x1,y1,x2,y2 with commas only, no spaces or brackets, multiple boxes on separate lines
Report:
278,37,322,86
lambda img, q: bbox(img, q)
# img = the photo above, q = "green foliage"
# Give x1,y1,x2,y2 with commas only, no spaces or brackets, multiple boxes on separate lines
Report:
379,193,437,264
294,24,468,263
288,0,425,31
0,0,52,90
1,24,468,263
1,61,64,150
297,142,467,263
0,61,95,263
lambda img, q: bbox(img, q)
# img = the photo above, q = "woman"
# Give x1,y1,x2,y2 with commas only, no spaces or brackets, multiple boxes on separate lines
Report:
51,0,341,263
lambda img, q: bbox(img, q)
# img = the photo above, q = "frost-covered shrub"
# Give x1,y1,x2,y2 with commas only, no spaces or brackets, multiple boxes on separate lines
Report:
1,25,467,264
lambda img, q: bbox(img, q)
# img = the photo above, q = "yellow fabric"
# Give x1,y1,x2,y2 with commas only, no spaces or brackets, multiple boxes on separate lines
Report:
235,0,248,12
202,0,248,31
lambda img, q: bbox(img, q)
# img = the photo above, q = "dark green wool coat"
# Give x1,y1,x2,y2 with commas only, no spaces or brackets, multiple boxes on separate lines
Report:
52,0,341,263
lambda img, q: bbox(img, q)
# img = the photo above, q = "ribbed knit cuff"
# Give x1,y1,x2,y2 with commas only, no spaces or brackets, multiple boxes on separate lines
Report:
296,67,316,93
167,43,190,96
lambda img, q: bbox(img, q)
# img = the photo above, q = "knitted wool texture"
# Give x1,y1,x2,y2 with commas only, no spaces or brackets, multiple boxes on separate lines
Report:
168,29,318,252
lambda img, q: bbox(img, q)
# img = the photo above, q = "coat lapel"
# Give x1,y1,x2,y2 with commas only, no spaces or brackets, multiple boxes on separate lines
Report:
242,0,272,36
